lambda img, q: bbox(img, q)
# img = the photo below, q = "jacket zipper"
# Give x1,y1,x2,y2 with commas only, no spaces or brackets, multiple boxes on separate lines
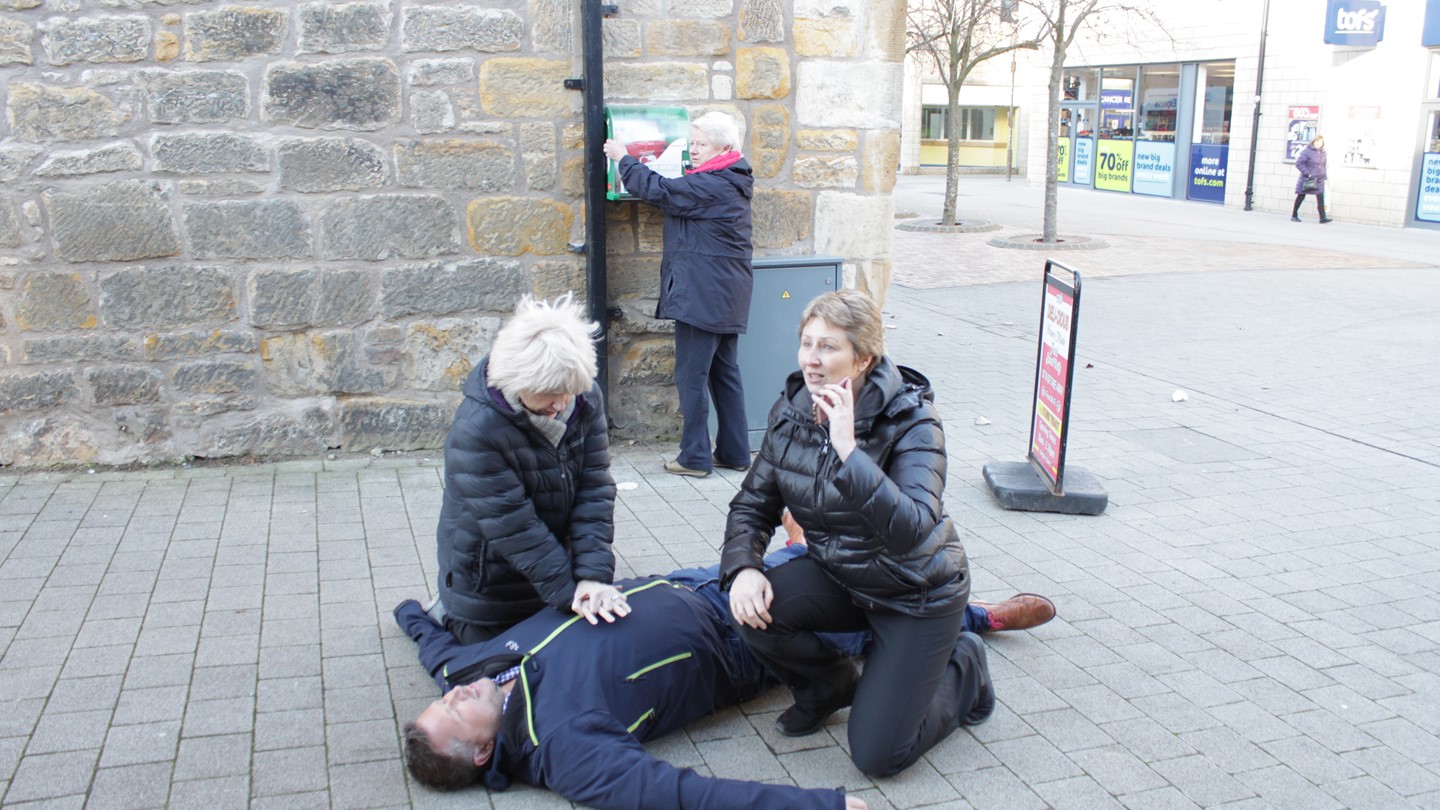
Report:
625,652,693,681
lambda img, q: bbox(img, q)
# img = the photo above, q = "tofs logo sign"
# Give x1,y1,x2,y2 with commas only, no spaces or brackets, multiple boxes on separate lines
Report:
1324,0,1386,46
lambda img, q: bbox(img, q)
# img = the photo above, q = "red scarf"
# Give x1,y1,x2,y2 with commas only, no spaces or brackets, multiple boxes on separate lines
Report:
687,151,743,174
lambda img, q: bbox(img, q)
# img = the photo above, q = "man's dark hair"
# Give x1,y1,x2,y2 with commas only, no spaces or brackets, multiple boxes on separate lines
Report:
403,721,482,791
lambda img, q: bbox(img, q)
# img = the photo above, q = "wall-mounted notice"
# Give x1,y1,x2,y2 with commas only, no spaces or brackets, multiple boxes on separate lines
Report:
1286,106,1321,162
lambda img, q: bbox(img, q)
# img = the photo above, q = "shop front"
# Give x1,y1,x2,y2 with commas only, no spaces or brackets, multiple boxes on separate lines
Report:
1057,60,1233,204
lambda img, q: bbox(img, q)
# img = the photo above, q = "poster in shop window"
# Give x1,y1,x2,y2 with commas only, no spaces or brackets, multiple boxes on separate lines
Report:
1418,152,1440,223
1057,138,1070,183
1073,138,1094,186
1285,106,1320,162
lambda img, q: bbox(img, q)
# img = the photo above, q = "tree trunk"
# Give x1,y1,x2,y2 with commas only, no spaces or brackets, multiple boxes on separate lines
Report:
1042,46,1063,243
942,83,963,226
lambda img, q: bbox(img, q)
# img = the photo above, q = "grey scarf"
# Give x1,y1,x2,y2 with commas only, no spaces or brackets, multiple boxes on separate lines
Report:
504,391,573,447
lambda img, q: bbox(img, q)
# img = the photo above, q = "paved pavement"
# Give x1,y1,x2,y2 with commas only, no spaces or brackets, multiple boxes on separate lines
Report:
2,176,1439,809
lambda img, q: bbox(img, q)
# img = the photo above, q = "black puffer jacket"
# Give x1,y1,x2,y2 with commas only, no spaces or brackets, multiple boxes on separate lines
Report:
616,154,754,334
435,357,617,632
720,358,970,616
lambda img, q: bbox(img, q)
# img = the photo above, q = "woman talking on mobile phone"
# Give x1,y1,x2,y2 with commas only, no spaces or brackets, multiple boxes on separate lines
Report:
719,288,995,778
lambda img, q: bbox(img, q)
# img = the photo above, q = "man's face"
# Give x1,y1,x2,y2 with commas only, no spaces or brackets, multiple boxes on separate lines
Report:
415,679,505,765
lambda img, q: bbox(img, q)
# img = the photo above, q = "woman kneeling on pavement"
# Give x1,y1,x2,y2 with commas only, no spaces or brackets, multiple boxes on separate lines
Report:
721,288,1054,778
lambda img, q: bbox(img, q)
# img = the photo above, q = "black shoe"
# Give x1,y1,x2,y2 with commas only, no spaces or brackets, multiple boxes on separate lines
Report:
775,671,857,737
957,632,996,726
713,454,751,472
1320,217,1334,224
1290,215,1301,222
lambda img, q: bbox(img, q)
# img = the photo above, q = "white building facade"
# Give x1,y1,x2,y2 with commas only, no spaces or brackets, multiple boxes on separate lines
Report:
1002,0,1439,229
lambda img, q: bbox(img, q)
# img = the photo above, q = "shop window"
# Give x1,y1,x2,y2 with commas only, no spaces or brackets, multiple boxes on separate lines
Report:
920,107,997,141
1195,61,1234,145
1063,68,1098,101
1138,64,1179,142
1099,68,1136,139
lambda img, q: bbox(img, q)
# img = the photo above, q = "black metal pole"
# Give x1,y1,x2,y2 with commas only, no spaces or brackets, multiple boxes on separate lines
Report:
578,1,613,401
1243,0,1270,211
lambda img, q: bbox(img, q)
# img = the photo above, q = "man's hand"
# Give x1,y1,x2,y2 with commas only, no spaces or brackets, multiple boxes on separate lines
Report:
572,580,631,625
728,568,773,630
602,139,626,161
845,796,867,810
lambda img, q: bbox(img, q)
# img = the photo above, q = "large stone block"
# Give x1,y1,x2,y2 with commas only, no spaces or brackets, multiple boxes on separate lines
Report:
0,146,41,182
602,18,640,58
793,14,855,57
260,331,394,396
792,154,858,188
411,89,455,134
185,200,311,260
531,0,572,53
202,405,334,458
139,69,248,124
409,58,473,86
751,188,813,248
34,143,143,177
380,257,526,318
111,407,170,448
7,83,129,143
395,140,514,191
797,129,857,151
249,268,376,327
863,0,906,61
277,137,387,192
402,317,501,391
0,198,20,247
264,59,401,130
521,123,556,191
0,16,33,65
607,255,661,299
143,330,257,359
321,195,461,260
736,47,790,99
814,192,892,260
100,265,236,329
0,417,99,467
862,129,900,193
479,58,571,117
747,103,789,178
177,179,265,197
172,360,257,394
152,133,268,173
856,258,891,309
0,371,75,414
89,366,162,405
606,383,679,440
402,7,522,52
298,1,390,54
670,0,733,17
738,0,784,42
22,336,134,363
16,272,96,330
531,258,586,301
604,62,709,101
338,398,450,451
797,61,901,128
185,6,286,61
39,16,150,64
465,197,573,256
43,181,181,263
645,20,729,56
612,335,674,386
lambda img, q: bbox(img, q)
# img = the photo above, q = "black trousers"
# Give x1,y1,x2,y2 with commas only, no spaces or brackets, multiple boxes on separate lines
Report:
735,556,989,777
673,321,748,471
1292,192,1326,219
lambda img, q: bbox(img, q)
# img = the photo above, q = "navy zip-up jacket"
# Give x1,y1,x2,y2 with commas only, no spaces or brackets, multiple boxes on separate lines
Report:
395,576,848,810
616,154,754,334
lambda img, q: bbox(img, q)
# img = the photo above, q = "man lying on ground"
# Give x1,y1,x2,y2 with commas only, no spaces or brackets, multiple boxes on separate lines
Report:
395,545,1055,809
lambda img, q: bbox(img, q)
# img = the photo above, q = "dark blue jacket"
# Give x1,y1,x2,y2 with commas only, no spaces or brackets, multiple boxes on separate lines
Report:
435,356,616,632
617,155,754,334
395,577,847,810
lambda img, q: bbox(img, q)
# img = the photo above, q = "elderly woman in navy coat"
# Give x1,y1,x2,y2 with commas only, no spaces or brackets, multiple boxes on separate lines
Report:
603,111,754,478
1292,135,1332,223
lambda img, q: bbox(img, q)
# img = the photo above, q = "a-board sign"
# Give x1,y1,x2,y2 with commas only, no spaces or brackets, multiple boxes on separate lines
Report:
605,105,690,200
1027,261,1082,495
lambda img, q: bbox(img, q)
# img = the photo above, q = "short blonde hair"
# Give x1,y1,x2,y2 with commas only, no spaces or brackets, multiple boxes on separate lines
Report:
487,293,599,399
691,111,740,152
799,289,885,369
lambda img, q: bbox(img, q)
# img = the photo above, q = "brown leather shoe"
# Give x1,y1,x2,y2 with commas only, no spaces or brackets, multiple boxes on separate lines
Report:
970,593,1056,632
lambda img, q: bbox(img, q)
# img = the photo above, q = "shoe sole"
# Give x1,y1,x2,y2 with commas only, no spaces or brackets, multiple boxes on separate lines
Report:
664,462,710,477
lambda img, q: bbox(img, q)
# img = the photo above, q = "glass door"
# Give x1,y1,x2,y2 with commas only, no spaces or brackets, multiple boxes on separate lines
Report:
1186,61,1234,203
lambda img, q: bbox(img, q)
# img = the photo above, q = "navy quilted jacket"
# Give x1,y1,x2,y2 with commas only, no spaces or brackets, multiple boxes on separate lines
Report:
435,356,616,631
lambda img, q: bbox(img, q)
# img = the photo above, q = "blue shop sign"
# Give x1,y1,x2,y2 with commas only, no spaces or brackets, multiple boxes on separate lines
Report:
1424,0,1440,47
1324,0,1385,46
1100,90,1133,109
1188,144,1228,204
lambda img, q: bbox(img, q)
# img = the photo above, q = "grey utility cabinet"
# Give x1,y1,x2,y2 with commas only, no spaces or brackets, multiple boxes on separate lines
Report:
728,256,843,451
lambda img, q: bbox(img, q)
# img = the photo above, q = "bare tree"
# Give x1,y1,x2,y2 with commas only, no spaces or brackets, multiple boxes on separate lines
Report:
907,0,1046,226
1021,0,1165,242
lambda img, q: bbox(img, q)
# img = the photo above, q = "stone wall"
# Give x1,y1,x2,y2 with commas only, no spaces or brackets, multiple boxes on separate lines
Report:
0,0,904,467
